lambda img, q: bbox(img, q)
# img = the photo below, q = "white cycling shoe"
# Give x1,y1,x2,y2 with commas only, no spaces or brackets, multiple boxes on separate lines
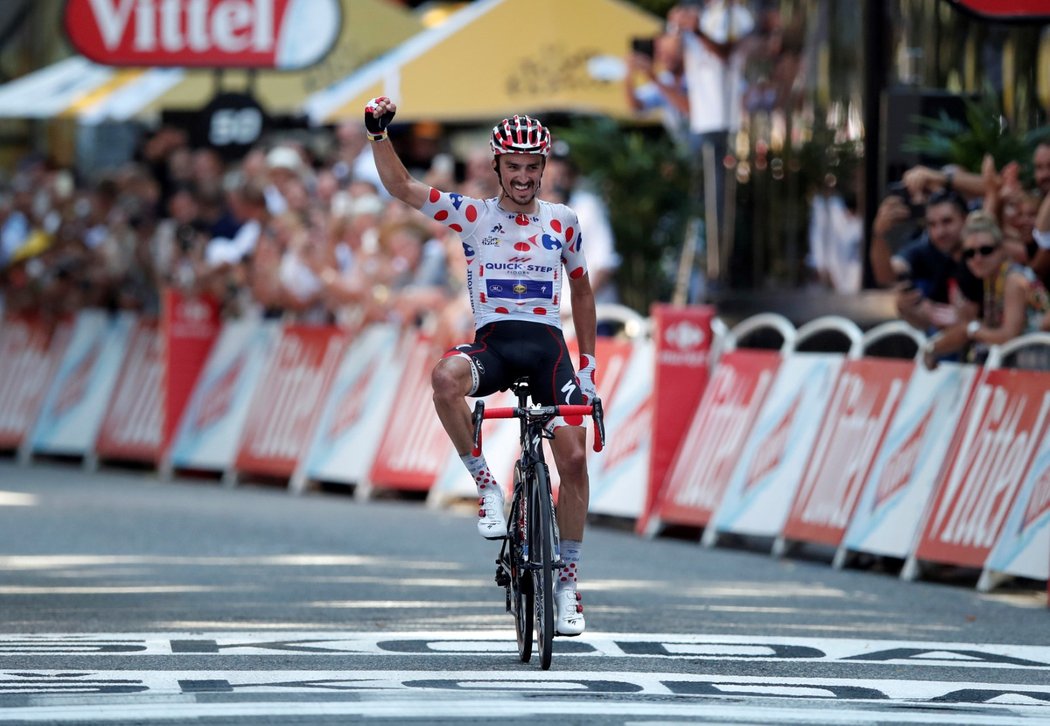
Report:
477,487,507,540
555,588,585,636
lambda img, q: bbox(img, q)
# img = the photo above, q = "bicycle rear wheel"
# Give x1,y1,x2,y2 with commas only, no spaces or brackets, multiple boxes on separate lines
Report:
530,463,555,670
509,496,533,663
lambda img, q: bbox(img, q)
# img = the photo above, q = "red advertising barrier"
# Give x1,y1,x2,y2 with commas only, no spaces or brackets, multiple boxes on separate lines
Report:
780,358,912,547
235,324,348,479
368,331,454,492
649,348,780,531
912,368,1050,570
95,318,164,463
644,304,715,529
0,315,71,450
162,290,221,450
576,334,651,518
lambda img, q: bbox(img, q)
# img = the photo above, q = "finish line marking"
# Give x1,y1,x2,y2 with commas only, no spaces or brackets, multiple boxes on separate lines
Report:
0,669,1049,705
1,632,1049,669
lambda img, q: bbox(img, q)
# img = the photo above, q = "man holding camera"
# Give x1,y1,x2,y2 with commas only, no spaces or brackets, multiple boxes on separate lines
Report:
872,189,982,338
625,32,690,149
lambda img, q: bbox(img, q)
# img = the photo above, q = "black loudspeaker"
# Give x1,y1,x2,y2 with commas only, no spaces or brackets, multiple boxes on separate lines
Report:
880,88,975,192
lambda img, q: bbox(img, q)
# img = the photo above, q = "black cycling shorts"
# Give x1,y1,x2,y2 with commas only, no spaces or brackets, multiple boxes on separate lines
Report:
442,320,583,407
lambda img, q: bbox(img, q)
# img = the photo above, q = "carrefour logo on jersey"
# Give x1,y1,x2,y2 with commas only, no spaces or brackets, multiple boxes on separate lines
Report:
484,262,555,273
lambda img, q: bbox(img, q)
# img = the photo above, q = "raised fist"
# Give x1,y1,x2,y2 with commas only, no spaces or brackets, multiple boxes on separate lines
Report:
364,96,396,136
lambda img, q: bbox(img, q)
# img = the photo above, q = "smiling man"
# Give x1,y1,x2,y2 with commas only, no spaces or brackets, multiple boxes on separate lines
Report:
364,98,599,636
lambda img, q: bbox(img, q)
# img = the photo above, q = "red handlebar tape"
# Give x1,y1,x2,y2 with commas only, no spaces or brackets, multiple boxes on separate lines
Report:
483,405,594,418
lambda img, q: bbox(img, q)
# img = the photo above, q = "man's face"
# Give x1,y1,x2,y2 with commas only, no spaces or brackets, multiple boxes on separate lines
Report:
1033,144,1050,195
925,200,965,255
495,154,545,207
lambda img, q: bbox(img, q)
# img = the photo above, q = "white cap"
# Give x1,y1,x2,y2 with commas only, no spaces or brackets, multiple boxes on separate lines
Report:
348,194,384,218
701,1,754,43
266,146,304,173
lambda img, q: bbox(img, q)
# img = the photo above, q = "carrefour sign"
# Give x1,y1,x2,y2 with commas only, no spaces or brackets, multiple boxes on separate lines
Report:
64,0,341,69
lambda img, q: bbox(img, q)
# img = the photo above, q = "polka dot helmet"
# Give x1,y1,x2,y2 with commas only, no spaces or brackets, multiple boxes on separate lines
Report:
490,114,551,157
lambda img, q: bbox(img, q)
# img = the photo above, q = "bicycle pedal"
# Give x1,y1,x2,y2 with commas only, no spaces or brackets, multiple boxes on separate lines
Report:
494,561,511,587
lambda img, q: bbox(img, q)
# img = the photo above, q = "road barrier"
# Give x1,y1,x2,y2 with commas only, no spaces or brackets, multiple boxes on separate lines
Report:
1,301,1047,601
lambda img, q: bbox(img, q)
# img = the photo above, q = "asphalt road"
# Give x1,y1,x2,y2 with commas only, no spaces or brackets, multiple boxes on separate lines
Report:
0,459,1048,724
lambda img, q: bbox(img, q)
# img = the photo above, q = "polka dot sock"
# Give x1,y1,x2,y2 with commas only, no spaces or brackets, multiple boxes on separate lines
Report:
558,539,582,593
461,453,499,497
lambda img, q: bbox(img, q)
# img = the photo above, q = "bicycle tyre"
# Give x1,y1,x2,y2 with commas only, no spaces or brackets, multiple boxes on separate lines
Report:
531,463,555,670
510,493,533,662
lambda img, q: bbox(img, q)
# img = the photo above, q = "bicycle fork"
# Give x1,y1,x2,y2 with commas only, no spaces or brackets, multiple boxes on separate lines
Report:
494,464,564,616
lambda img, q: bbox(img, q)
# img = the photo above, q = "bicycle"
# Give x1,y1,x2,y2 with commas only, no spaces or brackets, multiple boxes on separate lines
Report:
471,377,605,670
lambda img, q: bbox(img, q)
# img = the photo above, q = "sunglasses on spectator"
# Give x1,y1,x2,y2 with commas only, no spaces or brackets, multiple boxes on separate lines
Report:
962,244,999,260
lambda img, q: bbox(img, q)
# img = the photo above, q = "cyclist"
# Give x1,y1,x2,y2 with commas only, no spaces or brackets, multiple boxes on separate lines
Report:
365,97,597,636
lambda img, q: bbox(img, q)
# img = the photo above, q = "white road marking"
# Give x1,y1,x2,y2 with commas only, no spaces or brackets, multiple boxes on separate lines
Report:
0,699,1046,725
1,632,1048,669
1,669,1050,701
2,634,1049,723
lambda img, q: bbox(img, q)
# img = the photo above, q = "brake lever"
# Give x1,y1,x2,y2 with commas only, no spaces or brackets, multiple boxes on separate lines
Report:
471,400,485,456
591,397,606,453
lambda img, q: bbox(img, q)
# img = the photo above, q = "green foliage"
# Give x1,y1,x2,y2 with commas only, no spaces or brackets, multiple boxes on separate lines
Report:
555,117,697,313
902,92,1050,175
795,122,863,197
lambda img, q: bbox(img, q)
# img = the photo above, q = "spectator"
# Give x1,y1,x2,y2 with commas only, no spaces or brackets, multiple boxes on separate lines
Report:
0,178,33,267
379,220,455,327
461,147,500,199
544,144,621,310
1028,143,1050,284
190,147,227,199
332,120,388,199
978,155,1040,265
624,31,691,148
897,142,1050,210
923,211,1050,367
1029,185,1050,287
878,190,982,338
669,0,754,243
263,144,312,216
807,188,862,293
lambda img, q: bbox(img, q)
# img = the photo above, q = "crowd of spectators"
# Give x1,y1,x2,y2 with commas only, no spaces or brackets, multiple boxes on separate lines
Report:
624,0,815,295
0,117,619,349
869,143,1050,367
2,0,1048,367
0,98,632,352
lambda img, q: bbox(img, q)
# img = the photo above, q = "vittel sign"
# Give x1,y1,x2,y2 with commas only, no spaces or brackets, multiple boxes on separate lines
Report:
64,0,341,69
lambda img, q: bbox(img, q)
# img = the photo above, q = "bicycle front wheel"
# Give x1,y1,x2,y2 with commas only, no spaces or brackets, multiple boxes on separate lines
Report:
510,494,533,663
530,462,555,670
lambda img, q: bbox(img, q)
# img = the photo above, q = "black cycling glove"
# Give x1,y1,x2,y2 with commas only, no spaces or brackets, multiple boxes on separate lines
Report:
364,97,395,139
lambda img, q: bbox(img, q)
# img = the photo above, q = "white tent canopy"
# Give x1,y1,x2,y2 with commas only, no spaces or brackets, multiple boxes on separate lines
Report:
0,56,185,123
304,0,663,125
0,0,421,124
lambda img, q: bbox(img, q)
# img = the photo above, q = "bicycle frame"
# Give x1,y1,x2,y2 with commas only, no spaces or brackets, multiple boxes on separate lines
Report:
472,379,605,669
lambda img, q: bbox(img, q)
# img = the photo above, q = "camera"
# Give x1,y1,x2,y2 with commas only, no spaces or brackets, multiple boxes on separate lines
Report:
886,182,924,220
175,224,197,253
881,182,926,248
631,36,655,57
896,271,917,293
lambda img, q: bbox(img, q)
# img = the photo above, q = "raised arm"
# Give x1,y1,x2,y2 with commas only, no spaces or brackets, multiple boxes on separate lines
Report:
365,97,431,210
